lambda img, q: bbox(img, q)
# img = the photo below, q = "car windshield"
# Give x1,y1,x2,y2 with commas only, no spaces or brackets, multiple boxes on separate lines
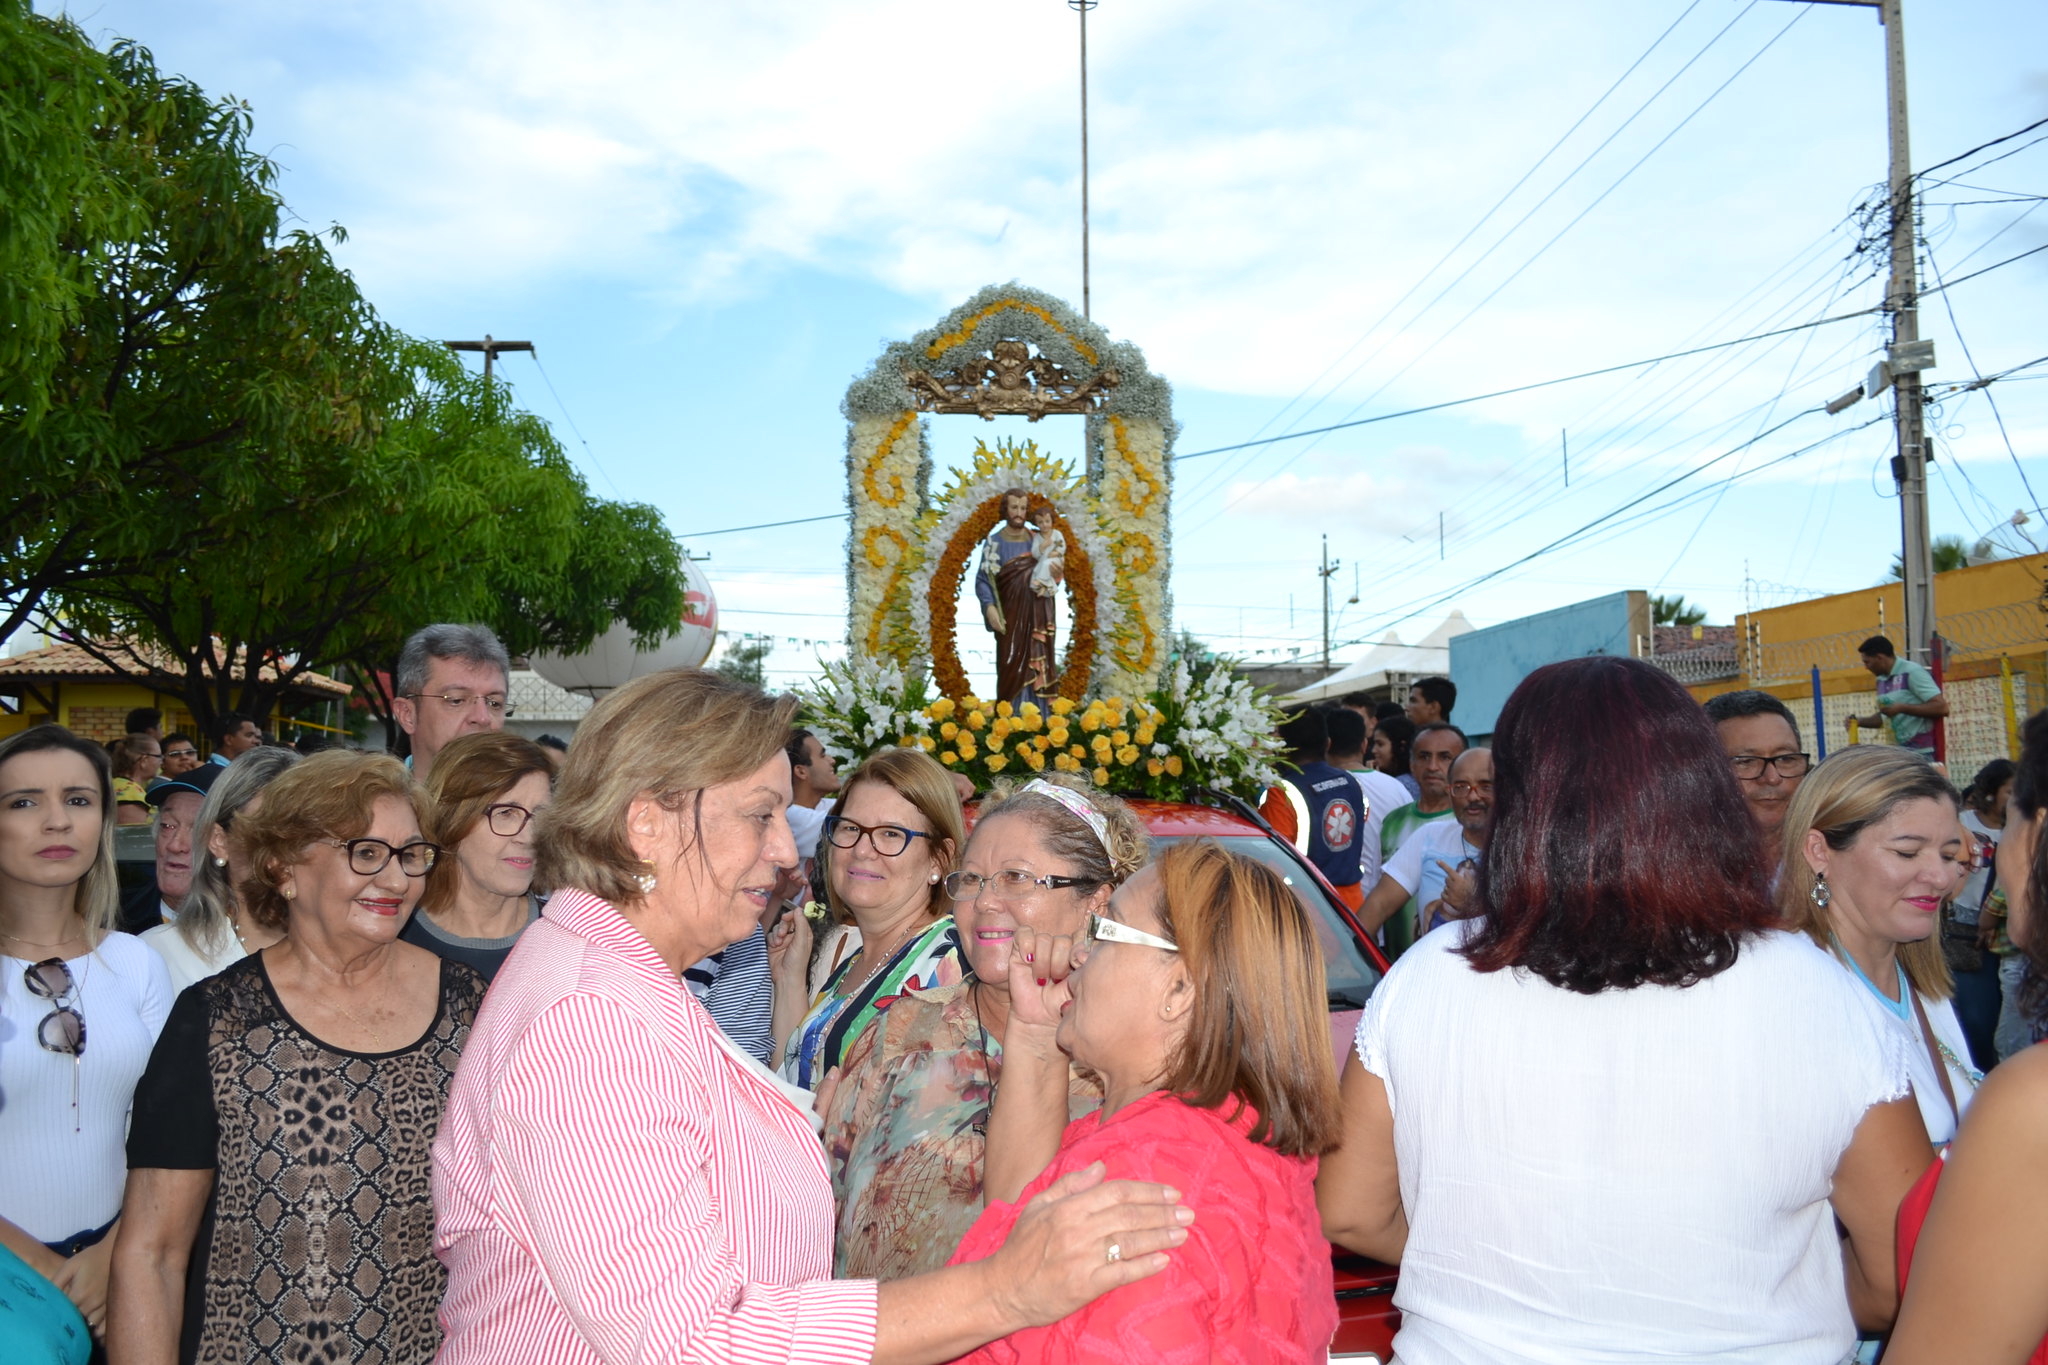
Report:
1146,834,1383,1010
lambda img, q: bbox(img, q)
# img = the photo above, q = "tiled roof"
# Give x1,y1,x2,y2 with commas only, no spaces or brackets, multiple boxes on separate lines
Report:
0,639,351,697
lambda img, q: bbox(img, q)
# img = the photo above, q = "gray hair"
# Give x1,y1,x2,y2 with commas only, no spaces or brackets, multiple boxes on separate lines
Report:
176,747,302,958
396,623,511,698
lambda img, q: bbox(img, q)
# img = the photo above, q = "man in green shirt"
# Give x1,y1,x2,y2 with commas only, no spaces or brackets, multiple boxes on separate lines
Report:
1846,634,1948,754
1363,722,1467,956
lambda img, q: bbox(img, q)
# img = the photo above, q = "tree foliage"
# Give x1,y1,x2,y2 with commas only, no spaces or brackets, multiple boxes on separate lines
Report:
4,10,688,731
1888,535,1972,580
713,637,774,690
1651,594,1707,627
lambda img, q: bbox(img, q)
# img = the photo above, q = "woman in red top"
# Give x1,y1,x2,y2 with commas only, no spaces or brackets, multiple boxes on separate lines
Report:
1886,706,2048,1364
952,838,1343,1364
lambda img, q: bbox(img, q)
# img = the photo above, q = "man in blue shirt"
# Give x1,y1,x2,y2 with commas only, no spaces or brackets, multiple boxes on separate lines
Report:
1847,634,1948,753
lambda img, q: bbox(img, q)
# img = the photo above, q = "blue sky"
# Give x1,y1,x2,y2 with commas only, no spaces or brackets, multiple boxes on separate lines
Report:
45,0,2048,685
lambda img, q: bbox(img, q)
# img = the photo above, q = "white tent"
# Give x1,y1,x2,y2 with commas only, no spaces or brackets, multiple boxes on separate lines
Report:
1280,610,1473,705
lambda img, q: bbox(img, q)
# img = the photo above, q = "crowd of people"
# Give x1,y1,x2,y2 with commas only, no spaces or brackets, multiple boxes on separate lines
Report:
1,623,2045,1364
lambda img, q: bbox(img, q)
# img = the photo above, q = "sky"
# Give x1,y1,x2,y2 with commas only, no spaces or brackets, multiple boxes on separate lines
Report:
42,0,2048,687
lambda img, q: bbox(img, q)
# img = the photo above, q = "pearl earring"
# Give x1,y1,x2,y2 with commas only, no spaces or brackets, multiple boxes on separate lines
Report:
635,861,658,895
215,857,228,867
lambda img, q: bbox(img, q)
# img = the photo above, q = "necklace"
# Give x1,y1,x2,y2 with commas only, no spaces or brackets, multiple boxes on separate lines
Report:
846,920,921,997
0,926,82,953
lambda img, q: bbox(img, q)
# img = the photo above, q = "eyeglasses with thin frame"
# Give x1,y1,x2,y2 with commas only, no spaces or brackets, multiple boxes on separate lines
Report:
1080,913,1179,953
1729,752,1811,780
404,691,513,717
25,958,86,1130
320,836,442,877
824,816,931,858
944,868,1086,901
484,802,542,838
163,747,198,760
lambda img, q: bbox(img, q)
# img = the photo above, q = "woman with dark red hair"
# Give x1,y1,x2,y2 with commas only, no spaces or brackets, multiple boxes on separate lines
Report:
1317,656,1935,1364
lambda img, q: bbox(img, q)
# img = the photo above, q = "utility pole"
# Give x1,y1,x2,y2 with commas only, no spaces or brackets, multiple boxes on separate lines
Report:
1770,0,1932,660
442,334,534,382
1069,0,1097,319
1317,534,1341,672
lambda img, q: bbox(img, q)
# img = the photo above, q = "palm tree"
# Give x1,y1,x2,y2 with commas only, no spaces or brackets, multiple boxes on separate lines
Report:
1888,535,1971,579
1652,594,1707,627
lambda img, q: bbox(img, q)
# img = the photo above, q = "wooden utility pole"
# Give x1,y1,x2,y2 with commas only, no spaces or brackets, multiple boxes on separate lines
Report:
443,334,533,382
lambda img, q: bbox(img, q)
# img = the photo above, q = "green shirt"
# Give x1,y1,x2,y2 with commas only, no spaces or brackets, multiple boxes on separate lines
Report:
1379,803,1456,957
1876,657,1943,746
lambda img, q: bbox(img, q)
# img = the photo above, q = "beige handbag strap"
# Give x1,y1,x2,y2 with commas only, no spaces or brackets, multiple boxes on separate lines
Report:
1908,987,1961,1123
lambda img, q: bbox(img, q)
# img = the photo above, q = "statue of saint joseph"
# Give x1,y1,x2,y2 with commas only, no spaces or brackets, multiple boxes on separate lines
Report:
973,488,1065,708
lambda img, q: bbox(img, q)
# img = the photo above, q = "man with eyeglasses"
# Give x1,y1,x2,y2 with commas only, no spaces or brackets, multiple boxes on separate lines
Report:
1704,689,1811,876
392,623,511,780
159,734,201,780
1363,747,1493,948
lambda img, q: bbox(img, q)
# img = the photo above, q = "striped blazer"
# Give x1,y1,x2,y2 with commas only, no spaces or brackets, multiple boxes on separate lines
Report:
432,887,878,1364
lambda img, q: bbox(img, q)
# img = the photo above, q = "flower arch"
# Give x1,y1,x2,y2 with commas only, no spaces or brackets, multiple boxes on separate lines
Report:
842,283,1175,700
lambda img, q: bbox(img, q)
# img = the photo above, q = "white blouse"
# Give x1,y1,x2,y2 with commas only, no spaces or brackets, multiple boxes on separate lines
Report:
1355,925,1913,1365
138,920,246,997
0,934,173,1241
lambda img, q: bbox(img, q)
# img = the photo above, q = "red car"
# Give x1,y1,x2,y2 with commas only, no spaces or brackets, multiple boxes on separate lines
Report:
1124,795,1399,1364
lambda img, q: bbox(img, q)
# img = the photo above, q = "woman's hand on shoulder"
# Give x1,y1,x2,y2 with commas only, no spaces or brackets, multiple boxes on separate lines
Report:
1004,925,1079,1043
983,1161,1192,1329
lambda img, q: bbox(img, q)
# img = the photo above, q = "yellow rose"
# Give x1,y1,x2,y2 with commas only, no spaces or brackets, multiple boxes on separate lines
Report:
929,698,956,720
1147,758,1165,777
967,710,987,731
1112,729,1130,748
1079,712,1101,733
899,735,918,747
1069,744,1087,759
1092,766,1110,787
1134,726,1156,746
1048,726,1069,746
919,736,936,751
958,736,978,759
941,721,959,740
1165,755,1184,776
986,754,1009,773
996,700,1014,719
991,718,1012,740
1051,696,1076,716
1023,748,1045,771
1091,734,1112,755
1020,702,1041,719
1149,709,1166,727
1117,745,1140,766
941,751,959,766
988,735,1005,753
1033,735,1051,751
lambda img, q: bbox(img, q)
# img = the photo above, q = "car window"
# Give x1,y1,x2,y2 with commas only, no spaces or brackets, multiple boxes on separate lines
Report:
1147,834,1383,1010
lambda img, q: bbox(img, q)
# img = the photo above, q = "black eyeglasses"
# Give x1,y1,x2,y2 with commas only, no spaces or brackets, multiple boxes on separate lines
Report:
1729,752,1811,780
484,803,541,837
320,837,442,877
823,816,931,858
404,691,513,717
25,958,86,1130
944,869,1086,901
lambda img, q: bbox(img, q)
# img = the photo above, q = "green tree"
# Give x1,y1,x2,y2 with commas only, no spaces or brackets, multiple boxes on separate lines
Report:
1889,535,1972,580
1,13,405,645
713,636,774,690
1651,594,1708,627
56,343,686,737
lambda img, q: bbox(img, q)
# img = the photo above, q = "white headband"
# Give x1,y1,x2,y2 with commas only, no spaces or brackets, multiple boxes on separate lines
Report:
1017,778,1110,850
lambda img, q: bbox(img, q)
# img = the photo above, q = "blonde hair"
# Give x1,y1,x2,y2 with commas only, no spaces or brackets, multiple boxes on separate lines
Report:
535,668,797,905
1152,838,1341,1157
822,747,966,924
420,731,554,914
236,752,420,931
0,727,119,946
971,771,1148,889
1779,745,1960,1000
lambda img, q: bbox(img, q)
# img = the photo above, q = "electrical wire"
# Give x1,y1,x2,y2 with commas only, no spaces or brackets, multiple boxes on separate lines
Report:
1922,239,2045,518
524,352,625,500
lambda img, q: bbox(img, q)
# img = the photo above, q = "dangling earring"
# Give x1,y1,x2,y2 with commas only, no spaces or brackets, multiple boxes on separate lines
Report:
1811,873,1831,909
635,860,659,895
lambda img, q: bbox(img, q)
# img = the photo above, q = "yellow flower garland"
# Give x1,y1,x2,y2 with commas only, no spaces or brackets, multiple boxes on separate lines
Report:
925,299,1101,367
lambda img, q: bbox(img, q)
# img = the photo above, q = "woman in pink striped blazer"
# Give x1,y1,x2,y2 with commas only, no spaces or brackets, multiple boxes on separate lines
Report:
432,668,1194,1365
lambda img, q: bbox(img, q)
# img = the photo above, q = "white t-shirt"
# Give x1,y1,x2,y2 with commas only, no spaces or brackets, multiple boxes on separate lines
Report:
1831,960,1978,1143
1382,819,1482,935
786,797,837,861
1345,767,1414,888
139,920,246,997
1355,924,1912,1365
1,934,174,1240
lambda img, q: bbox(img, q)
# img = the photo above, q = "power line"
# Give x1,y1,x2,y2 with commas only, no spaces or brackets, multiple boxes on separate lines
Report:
1923,239,2045,518
1913,117,2048,182
681,512,846,539
524,352,625,500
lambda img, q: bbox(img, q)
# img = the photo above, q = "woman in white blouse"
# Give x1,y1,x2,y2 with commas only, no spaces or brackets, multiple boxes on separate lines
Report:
1317,656,1935,1365
1781,746,1980,1142
0,726,173,1342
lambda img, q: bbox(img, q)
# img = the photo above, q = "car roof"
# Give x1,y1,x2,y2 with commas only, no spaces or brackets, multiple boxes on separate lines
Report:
1124,798,1268,838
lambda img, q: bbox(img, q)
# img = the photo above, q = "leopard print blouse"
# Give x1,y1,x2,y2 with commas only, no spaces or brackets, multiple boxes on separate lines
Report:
128,952,485,1364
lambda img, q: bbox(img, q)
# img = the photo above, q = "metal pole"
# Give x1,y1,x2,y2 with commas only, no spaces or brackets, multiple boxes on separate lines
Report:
1070,1,1096,319
1321,534,1331,672
1879,0,1933,662
1811,664,1828,761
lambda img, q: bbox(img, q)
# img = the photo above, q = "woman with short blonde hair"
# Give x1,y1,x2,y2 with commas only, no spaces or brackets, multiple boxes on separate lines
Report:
1780,745,1977,1142
433,667,1194,1365
113,750,481,1364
